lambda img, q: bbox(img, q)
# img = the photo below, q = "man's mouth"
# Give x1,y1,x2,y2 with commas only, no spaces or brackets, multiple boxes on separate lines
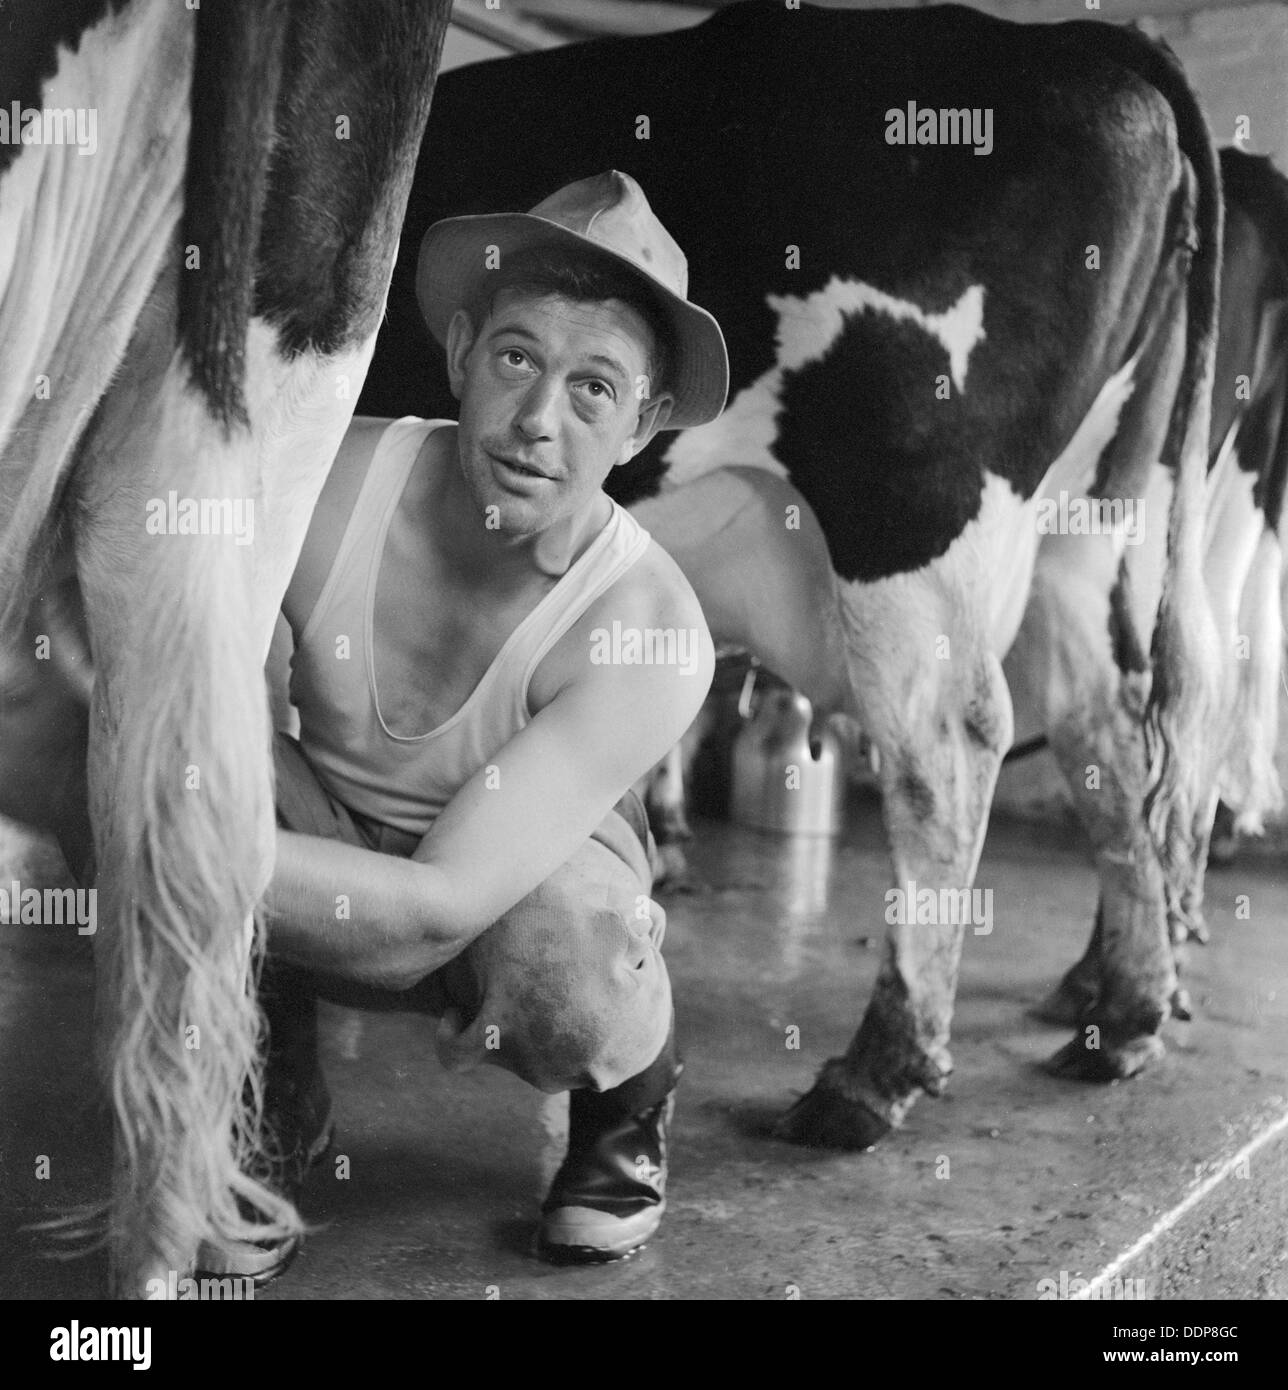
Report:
489,450,554,483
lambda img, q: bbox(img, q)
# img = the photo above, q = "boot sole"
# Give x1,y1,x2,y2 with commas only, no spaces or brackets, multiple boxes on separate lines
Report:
535,1199,665,1265
193,1112,335,1289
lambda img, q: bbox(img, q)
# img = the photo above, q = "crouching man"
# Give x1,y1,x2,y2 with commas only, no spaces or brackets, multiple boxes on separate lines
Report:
211,171,728,1276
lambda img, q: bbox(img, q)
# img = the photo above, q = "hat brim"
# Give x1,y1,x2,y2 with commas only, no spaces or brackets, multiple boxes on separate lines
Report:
416,212,729,430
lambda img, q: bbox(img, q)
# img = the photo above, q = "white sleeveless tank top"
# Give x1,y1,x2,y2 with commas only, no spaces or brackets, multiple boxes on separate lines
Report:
288,417,652,837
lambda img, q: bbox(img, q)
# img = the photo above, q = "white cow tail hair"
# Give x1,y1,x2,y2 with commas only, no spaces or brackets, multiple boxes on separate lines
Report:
93,476,299,1294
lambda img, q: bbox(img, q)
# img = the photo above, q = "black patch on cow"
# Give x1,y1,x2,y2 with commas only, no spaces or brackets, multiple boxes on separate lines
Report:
178,0,449,432
180,0,290,432
1221,150,1288,292
963,691,1006,753
896,762,936,822
359,0,1215,582
0,0,125,181
1245,349,1288,532
1108,558,1150,676
252,0,449,356
1260,386,1288,536
771,307,992,579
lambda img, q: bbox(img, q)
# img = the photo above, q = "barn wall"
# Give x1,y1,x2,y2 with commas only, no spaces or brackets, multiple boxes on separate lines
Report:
1140,4,1288,165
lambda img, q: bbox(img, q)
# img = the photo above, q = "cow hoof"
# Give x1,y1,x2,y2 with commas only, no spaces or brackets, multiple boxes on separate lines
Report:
773,1065,894,1151
1043,1030,1165,1081
1030,975,1098,1027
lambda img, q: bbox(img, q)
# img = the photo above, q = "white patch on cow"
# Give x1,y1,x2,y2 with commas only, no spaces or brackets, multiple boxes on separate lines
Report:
836,472,1027,727
832,473,1022,898
629,465,857,717
1124,461,1173,645
238,318,380,654
1221,524,1284,827
0,0,193,617
1024,351,1152,608
662,277,986,486
1006,351,1175,746
1203,428,1262,632
1198,423,1281,826
1033,353,1138,514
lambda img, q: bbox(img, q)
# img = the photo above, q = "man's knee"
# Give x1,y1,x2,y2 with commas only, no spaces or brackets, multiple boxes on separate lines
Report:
436,846,671,1091
520,907,669,1091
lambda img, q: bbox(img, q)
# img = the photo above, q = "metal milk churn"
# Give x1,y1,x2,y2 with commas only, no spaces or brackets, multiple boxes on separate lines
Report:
730,668,846,836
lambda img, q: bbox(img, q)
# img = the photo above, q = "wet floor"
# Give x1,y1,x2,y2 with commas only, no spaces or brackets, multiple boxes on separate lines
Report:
2,795,1286,1300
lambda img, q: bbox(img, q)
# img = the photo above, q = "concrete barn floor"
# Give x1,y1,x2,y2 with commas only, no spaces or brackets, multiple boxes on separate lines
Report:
1,794,1286,1301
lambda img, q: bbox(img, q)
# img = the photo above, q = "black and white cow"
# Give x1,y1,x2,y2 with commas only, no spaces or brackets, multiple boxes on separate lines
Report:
1209,149,1288,862
0,0,449,1295
1207,148,1288,845
1029,146,1288,1015
357,0,1224,1149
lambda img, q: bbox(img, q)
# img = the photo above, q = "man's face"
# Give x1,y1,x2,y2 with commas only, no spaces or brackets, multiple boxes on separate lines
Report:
446,288,670,535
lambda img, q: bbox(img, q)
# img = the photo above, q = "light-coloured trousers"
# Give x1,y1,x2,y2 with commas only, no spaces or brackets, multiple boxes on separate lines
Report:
272,733,672,1092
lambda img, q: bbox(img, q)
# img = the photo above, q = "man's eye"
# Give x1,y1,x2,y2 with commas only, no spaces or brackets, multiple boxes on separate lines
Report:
581,380,613,400
501,349,527,367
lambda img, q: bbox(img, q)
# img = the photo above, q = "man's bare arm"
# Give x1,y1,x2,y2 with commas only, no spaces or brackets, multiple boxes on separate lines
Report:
264,836,460,986
264,563,715,989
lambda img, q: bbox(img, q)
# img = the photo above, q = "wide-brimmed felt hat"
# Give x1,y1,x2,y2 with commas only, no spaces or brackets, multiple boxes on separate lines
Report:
416,170,729,430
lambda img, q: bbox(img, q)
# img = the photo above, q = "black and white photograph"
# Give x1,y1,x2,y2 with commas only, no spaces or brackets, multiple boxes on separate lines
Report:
0,0,1285,1341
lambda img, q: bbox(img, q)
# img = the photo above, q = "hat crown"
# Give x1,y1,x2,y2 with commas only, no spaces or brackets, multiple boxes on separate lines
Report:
528,171,690,301
415,169,729,428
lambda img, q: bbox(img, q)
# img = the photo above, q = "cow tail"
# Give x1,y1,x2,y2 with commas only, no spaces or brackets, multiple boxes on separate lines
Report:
98,497,301,1290
1145,105,1223,884
103,0,297,1291
1137,46,1223,896
1074,24,1224,890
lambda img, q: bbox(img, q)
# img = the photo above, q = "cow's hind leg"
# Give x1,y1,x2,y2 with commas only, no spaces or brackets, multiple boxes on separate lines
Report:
1032,904,1103,1025
1032,894,1195,1027
777,561,1014,1148
1020,546,1176,1080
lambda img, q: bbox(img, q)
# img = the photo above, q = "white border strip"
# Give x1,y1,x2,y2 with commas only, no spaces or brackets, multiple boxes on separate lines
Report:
1071,1105,1288,1299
